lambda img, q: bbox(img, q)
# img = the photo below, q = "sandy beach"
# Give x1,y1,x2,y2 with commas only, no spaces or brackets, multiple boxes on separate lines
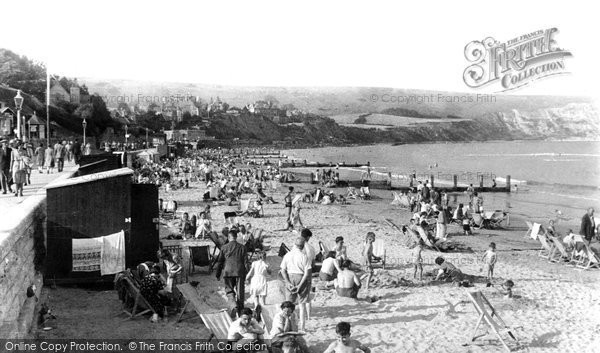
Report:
35,180,600,352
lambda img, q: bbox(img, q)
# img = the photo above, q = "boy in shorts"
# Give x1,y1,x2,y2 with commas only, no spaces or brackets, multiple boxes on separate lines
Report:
412,239,424,281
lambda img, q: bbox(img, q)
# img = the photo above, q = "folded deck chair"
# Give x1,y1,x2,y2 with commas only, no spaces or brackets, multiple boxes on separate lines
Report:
466,291,519,352
416,227,441,252
314,189,321,203
371,238,387,269
189,245,212,274
207,232,224,271
116,272,157,319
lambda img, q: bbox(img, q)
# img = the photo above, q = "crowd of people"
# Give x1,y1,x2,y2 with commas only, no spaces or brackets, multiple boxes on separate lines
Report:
0,138,88,197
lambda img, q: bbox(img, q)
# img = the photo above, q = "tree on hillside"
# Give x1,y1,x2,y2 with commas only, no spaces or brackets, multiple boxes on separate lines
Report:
263,95,280,108
118,102,132,115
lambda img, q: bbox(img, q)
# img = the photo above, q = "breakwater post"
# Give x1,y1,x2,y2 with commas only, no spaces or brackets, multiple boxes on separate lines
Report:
430,175,435,188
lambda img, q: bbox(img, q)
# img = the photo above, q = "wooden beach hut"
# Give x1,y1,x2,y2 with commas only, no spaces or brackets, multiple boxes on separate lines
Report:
45,168,159,284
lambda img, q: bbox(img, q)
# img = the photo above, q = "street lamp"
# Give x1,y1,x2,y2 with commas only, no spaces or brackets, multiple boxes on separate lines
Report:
124,125,129,149
14,90,24,139
82,119,87,146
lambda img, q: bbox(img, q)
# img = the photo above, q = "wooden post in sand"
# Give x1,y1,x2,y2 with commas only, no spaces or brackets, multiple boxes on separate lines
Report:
479,175,484,188
430,175,435,188
453,175,458,189
506,176,511,192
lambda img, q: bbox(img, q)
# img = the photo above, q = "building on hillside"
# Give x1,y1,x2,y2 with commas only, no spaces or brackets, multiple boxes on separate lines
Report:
50,83,70,103
0,103,15,137
164,129,214,142
70,87,80,104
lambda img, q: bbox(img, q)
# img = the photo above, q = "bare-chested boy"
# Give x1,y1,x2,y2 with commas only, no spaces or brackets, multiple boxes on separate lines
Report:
323,322,371,353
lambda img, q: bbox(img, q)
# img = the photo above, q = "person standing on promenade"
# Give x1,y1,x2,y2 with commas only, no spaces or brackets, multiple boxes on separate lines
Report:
44,143,54,174
0,139,12,194
53,140,65,172
34,143,44,174
215,230,247,317
72,139,82,165
580,208,596,244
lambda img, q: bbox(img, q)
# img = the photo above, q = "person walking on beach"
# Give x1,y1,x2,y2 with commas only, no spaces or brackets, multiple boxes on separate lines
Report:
53,141,65,172
215,230,247,317
580,208,596,243
280,237,311,332
284,186,294,230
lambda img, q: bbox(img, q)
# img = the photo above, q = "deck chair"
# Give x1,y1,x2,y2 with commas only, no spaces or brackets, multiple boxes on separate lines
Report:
371,238,387,269
116,272,156,319
471,214,486,229
548,238,571,263
278,243,290,258
189,245,212,274
260,304,279,340
313,189,321,203
416,227,441,252
239,198,252,213
319,241,332,255
487,211,508,228
175,284,233,332
466,291,519,352
536,230,553,259
572,236,600,270
524,221,534,239
207,232,224,271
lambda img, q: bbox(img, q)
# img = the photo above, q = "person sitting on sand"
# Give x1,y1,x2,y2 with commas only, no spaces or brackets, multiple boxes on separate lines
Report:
434,257,464,283
270,301,309,353
499,280,514,298
334,260,362,299
227,307,265,350
320,251,342,282
255,184,278,204
323,321,371,353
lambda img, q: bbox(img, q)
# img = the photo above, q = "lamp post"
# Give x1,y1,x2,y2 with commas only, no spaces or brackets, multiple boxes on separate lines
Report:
124,125,128,149
82,119,87,146
145,127,149,148
14,90,24,140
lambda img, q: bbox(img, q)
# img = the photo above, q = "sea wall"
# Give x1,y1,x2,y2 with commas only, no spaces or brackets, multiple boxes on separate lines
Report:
0,195,46,338
0,171,75,338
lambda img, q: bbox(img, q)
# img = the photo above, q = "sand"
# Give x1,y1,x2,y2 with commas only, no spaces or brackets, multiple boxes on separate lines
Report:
35,180,600,352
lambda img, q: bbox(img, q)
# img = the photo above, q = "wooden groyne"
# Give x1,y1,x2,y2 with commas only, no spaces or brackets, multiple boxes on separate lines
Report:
285,172,512,193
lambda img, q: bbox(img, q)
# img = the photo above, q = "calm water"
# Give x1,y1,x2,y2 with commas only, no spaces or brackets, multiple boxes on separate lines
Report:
283,140,600,218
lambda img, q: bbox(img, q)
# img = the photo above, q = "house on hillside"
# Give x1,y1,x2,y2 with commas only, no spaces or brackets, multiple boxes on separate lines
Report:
0,102,15,136
50,83,70,103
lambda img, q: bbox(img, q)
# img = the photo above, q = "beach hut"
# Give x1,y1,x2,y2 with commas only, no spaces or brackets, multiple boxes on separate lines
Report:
45,168,159,283
137,150,160,163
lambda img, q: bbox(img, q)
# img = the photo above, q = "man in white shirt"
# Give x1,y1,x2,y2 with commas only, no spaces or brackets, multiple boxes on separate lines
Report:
227,307,264,350
280,237,311,332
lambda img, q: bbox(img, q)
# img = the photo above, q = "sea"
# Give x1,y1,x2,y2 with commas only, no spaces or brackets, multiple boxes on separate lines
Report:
283,140,600,224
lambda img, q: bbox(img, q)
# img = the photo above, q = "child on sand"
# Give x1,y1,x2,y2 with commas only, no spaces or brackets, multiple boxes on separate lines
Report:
361,232,380,289
500,280,514,298
481,242,497,282
323,321,371,353
246,251,270,310
412,239,424,281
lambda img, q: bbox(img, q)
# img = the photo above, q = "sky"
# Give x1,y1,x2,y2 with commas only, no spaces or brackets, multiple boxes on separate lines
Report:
2,0,599,100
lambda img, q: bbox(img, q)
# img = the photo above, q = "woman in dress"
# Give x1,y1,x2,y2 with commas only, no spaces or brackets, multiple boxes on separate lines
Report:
35,143,45,174
43,144,54,174
11,145,31,197
245,251,270,310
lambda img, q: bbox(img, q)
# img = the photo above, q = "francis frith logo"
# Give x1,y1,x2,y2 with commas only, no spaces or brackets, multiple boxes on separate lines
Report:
463,28,572,92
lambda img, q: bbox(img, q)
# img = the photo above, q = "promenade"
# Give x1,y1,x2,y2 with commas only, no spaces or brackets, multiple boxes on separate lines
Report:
0,162,78,215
